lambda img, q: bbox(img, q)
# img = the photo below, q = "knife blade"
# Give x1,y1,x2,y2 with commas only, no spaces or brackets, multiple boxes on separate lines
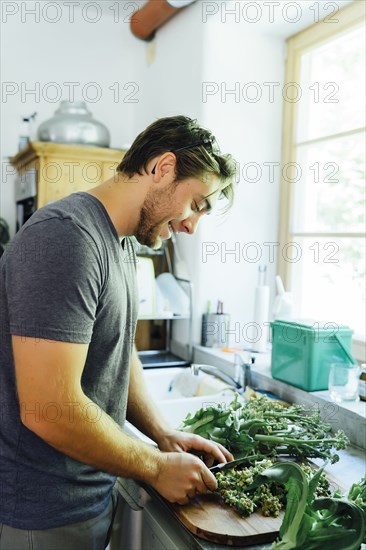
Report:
209,456,248,474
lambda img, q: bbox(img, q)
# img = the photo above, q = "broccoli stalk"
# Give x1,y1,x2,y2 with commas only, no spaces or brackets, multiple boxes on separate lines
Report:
179,395,349,463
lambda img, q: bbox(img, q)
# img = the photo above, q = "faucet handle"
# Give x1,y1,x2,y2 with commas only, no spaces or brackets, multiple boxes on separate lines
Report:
191,364,200,376
233,353,243,366
233,353,253,390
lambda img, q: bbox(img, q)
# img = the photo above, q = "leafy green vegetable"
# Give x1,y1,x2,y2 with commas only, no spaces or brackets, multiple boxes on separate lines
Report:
254,462,365,550
180,394,349,463
333,475,366,543
263,462,309,548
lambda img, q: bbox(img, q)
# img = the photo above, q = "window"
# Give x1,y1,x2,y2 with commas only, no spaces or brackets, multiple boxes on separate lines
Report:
279,1,365,359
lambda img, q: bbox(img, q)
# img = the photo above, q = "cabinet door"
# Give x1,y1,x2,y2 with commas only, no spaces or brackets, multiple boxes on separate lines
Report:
102,158,121,182
13,143,124,208
38,157,113,206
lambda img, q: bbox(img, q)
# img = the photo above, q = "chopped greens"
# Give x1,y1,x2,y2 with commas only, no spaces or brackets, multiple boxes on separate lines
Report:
215,459,329,518
180,394,349,463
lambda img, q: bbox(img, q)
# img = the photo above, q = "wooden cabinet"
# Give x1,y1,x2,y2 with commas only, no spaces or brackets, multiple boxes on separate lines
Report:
11,141,125,208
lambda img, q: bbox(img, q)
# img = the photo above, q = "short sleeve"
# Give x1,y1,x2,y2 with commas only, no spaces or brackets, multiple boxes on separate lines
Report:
4,217,103,343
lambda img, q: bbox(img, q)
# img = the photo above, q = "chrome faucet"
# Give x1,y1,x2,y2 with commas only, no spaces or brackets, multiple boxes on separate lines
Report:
234,353,254,391
191,355,255,395
190,364,243,392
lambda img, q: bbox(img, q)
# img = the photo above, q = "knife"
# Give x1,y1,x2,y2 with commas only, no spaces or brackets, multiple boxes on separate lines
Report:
209,457,248,474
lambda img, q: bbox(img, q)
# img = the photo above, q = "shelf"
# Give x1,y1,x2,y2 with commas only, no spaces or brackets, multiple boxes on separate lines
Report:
136,249,165,256
138,350,190,369
137,277,193,368
138,314,190,321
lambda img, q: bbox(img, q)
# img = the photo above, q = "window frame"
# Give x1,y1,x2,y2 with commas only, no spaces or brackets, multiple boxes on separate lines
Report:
278,1,366,361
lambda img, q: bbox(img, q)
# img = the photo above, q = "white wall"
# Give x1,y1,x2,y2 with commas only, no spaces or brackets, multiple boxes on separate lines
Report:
1,0,139,234
140,4,286,346
191,20,286,346
130,0,206,133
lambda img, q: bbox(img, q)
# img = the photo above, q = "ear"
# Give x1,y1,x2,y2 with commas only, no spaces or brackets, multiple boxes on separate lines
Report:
153,152,177,183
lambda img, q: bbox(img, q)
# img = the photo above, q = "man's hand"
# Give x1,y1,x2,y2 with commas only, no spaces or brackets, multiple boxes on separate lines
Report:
152,451,219,505
157,429,234,467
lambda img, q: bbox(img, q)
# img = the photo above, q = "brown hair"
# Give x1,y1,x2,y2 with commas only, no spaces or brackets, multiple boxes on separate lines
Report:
117,115,237,208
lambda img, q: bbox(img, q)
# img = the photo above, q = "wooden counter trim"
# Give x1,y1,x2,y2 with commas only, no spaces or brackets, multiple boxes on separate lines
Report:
10,141,125,171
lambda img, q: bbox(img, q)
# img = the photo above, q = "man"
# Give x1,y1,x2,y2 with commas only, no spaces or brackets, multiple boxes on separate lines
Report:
0,115,237,549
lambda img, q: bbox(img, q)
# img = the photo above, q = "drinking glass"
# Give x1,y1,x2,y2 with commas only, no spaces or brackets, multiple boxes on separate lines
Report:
328,363,360,402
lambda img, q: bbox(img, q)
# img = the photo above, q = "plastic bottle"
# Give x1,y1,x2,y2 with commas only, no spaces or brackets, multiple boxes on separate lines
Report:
18,112,37,151
18,117,30,151
272,275,294,320
252,266,270,353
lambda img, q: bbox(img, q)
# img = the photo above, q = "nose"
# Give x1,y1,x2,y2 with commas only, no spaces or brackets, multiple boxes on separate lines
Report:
179,213,202,235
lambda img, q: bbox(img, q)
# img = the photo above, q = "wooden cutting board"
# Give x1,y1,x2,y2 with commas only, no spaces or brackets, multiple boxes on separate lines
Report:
168,466,345,547
170,492,284,547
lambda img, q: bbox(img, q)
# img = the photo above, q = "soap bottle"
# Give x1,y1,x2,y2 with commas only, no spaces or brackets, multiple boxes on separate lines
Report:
359,364,366,402
18,117,30,151
18,112,37,151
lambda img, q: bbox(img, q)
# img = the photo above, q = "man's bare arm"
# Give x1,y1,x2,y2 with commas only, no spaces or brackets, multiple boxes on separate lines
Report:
13,336,163,481
13,336,218,504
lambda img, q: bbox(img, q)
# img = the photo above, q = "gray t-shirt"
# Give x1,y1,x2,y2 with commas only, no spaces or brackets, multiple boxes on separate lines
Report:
0,192,138,529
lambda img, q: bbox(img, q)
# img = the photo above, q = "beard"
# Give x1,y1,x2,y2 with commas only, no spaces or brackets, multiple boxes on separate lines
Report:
135,182,177,249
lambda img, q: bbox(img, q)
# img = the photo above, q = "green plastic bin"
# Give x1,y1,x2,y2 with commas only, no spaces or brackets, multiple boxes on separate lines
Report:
271,319,354,391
